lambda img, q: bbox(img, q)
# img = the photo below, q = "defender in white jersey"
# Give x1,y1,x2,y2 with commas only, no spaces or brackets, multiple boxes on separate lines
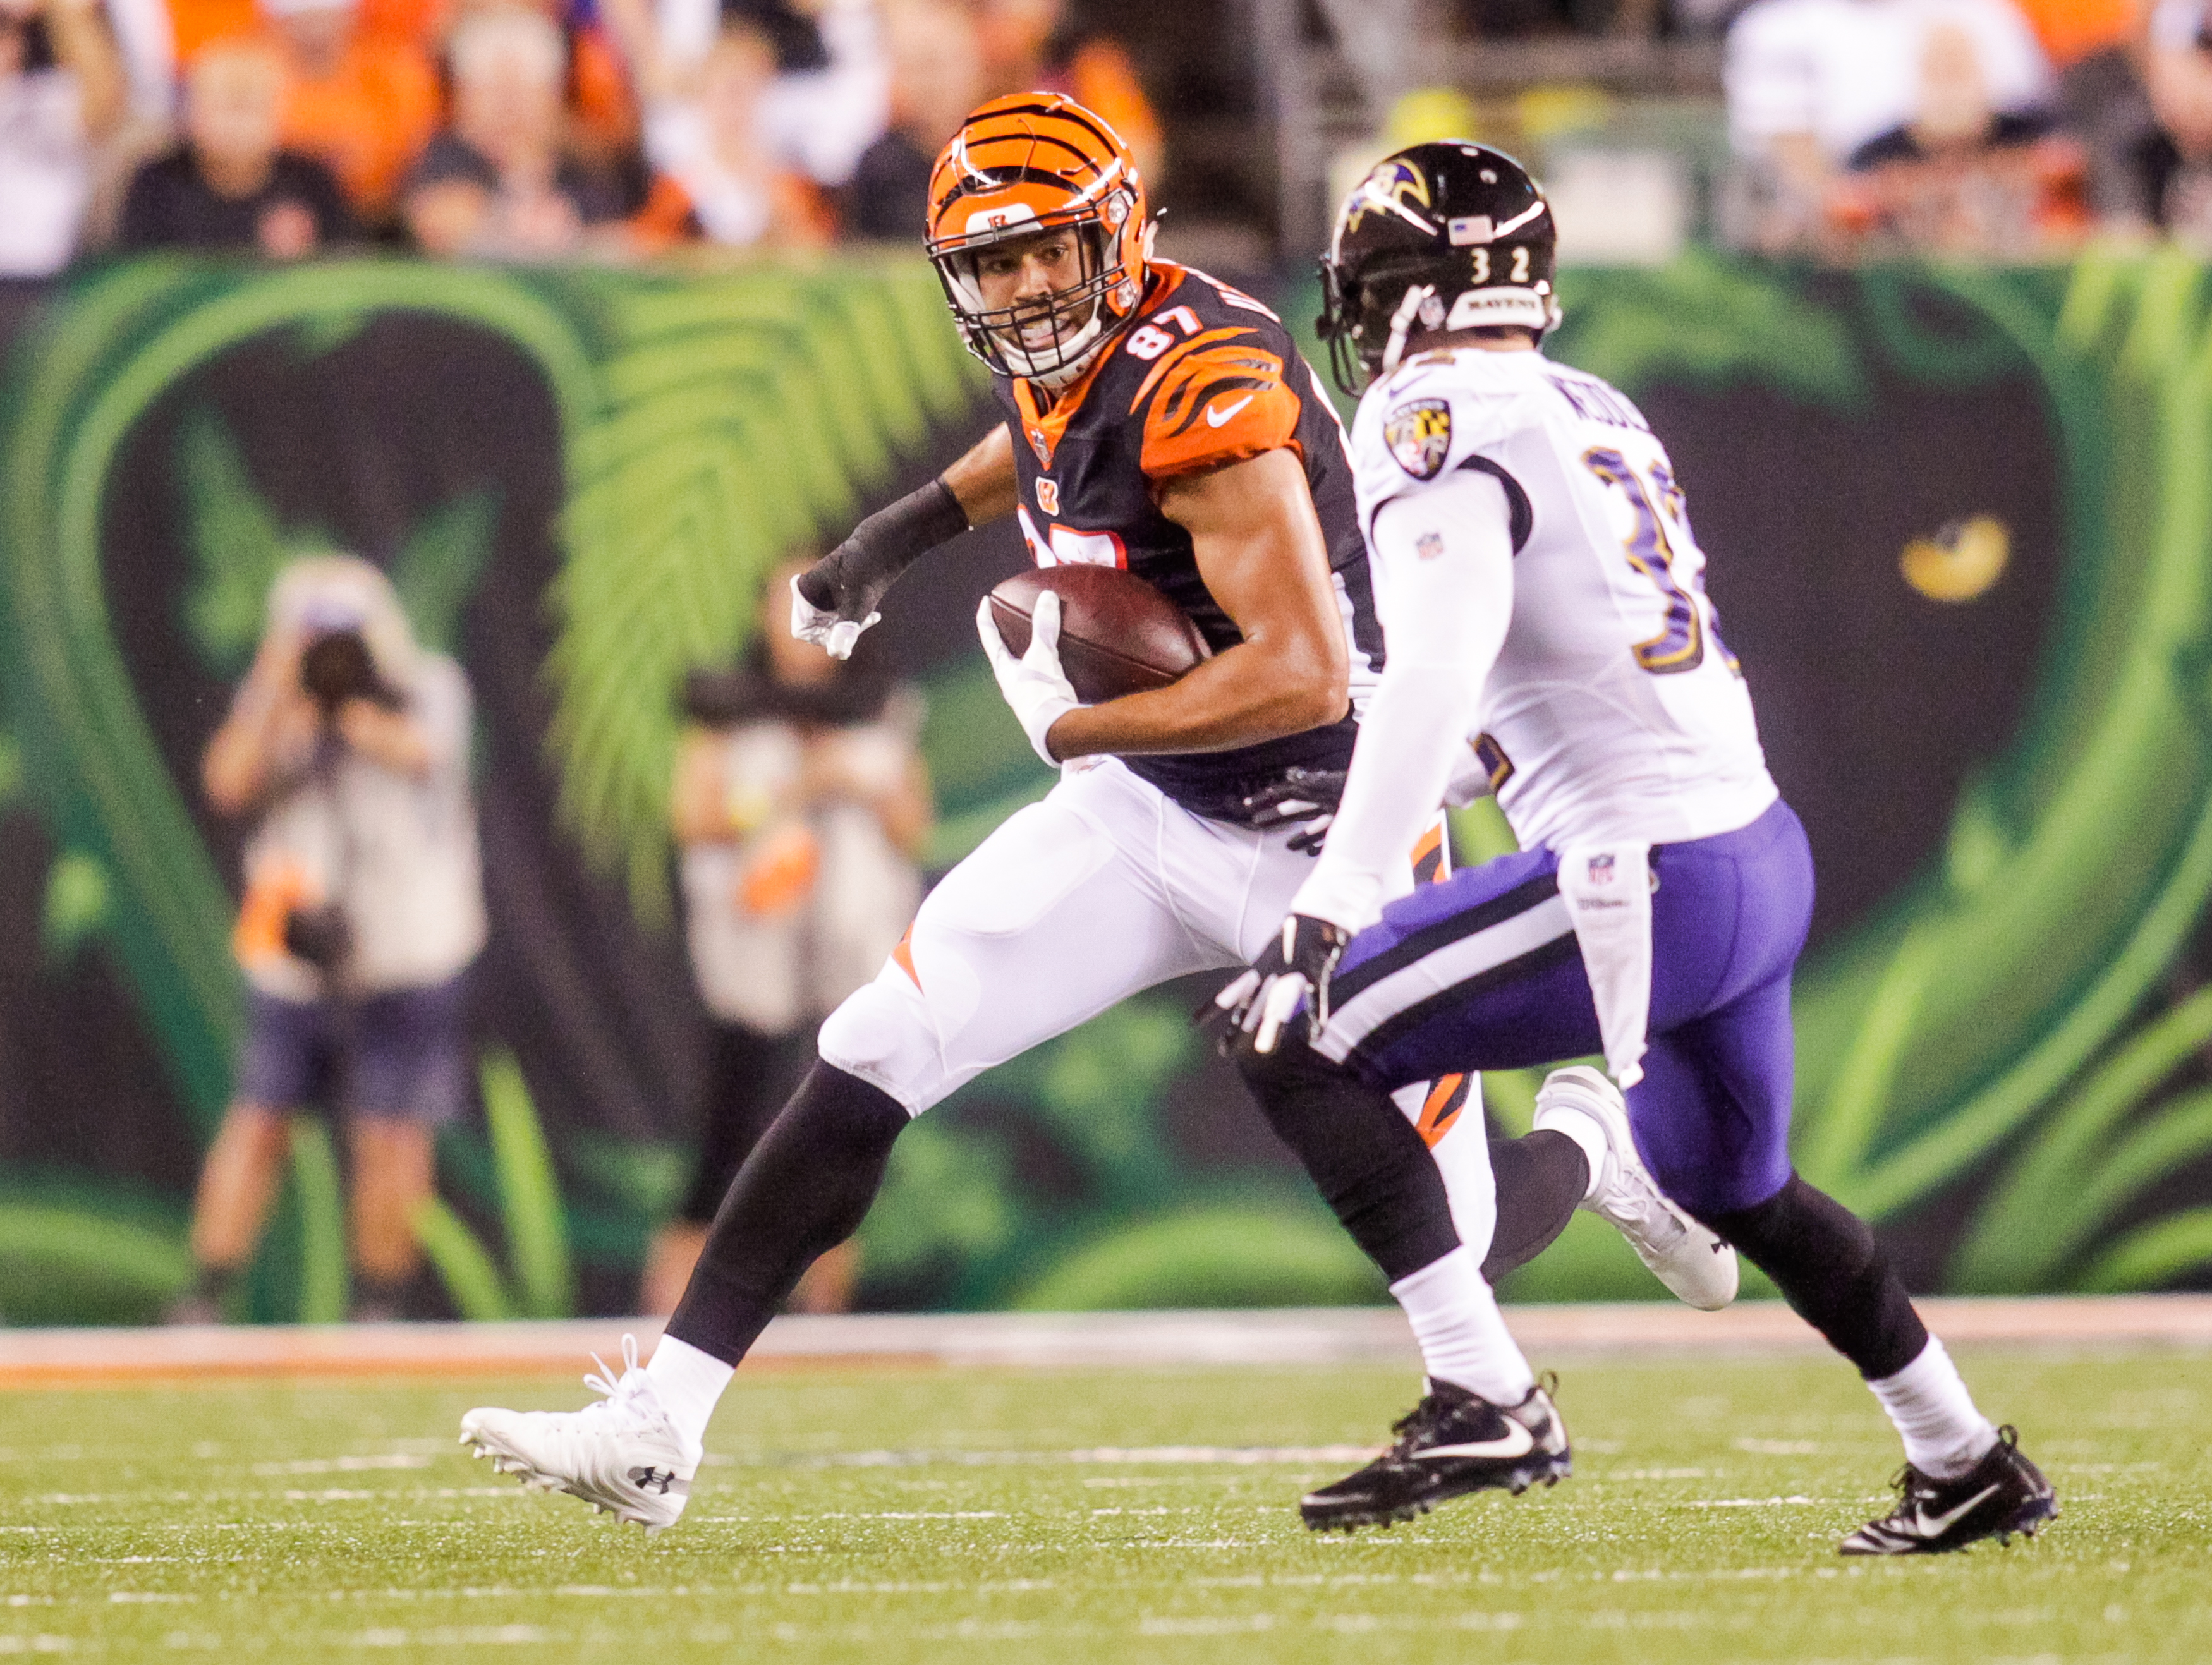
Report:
1220,142,2057,1552
1349,348,1773,857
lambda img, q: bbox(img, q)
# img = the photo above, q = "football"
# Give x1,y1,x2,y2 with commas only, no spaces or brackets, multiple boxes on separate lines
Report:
987,565,1212,703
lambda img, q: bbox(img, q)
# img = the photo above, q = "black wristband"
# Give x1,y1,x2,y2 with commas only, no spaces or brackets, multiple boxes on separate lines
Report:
798,478,970,613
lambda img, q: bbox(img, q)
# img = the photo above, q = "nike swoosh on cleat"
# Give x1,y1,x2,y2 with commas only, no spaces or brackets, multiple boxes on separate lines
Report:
1413,1425,1536,1462
1912,1483,2001,1537
1205,395,1255,427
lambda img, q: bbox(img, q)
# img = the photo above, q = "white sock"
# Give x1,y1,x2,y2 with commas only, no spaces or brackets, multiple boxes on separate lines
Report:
1388,1245,1536,1405
1536,1103,1606,1203
1866,1336,1998,1480
645,1335,734,1453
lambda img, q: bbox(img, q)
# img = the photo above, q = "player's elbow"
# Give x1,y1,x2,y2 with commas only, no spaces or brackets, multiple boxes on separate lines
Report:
1272,637,1350,732
1282,678,1349,734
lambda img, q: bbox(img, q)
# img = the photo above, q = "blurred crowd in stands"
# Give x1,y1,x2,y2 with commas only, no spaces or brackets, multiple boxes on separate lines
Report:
1722,0,2212,256
7,0,2212,276
0,0,1159,272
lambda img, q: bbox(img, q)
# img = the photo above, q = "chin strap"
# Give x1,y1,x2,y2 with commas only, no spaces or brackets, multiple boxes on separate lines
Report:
1028,332,1109,391
1379,284,1436,380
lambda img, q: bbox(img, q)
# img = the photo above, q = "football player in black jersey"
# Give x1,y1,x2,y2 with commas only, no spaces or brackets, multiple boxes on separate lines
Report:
458,95,1725,1536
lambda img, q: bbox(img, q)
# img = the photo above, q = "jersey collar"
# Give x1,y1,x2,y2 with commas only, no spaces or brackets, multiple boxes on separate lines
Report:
1011,267,1188,469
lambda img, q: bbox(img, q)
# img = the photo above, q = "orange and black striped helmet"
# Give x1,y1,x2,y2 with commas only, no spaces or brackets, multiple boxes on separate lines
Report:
926,92,1150,385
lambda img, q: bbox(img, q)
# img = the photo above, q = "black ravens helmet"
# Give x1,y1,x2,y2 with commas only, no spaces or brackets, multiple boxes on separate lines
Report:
1316,142,1559,394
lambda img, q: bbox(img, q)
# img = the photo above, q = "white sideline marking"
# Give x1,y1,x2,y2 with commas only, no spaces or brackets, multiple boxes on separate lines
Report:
6,1294,2210,1384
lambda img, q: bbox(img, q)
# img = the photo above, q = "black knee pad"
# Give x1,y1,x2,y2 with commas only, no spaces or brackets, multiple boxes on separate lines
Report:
1235,1036,1461,1285
1481,1130,1588,1284
1701,1174,1926,1379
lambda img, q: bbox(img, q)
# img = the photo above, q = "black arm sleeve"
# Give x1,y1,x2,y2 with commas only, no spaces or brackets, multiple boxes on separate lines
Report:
796,478,970,619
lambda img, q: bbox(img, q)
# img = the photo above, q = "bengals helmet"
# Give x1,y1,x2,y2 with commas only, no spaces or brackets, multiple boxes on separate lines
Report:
1316,142,1559,394
927,92,1150,387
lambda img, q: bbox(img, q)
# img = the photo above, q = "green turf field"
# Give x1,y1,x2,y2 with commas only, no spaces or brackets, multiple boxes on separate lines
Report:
0,1347,2204,1662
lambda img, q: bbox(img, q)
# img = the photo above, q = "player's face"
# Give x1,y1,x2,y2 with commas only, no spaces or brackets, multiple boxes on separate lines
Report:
971,227,1091,353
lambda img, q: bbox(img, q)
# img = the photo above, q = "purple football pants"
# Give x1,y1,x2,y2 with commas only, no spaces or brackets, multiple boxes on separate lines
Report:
1315,797,1815,1218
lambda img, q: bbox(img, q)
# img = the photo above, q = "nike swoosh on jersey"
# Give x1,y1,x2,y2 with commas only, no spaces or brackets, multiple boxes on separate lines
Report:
1912,1483,2000,1537
1205,394,1256,428
1413,1424,1536,1462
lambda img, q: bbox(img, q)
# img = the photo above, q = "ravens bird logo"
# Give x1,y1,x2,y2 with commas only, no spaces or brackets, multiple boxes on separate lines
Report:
1344,159,1435,237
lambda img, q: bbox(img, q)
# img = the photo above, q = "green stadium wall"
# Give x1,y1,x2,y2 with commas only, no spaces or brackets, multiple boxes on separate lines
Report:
0,251,2205,1322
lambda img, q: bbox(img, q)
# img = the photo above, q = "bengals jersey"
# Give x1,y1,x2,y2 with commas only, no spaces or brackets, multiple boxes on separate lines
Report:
989,262,1382,823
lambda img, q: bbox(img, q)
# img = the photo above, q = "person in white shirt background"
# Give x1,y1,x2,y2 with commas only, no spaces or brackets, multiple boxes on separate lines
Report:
0,0,126,276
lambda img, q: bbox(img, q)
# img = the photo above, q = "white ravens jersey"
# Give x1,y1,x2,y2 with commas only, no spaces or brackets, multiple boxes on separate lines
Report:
1351,346,1777,852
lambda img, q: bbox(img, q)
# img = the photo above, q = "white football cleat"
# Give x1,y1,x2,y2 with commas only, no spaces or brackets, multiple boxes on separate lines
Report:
1533,1065,1738,1311
459,1335,699,1534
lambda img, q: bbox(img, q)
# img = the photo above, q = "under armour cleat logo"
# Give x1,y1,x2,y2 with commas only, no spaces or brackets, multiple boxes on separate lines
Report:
628,1466,687,1496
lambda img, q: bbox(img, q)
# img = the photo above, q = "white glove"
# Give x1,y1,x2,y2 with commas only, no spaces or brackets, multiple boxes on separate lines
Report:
976,590,1081,767
791,574,875,661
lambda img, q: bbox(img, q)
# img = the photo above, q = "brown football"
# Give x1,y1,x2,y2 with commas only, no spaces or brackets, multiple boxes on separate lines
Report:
987,565,1212,703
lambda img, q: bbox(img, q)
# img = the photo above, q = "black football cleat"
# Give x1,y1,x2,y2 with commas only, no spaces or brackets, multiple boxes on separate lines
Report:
1839,1425,2057,1556
1299,1377,1571,1532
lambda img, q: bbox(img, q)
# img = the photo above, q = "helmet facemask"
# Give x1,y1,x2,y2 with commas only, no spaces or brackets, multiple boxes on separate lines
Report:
932,202,1139,389
1321,253,1560,394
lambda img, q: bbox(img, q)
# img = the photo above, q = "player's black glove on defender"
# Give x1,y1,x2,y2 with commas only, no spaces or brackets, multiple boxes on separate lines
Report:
1210,913,1352,1056
1239,767,1349,855
791,478,969,658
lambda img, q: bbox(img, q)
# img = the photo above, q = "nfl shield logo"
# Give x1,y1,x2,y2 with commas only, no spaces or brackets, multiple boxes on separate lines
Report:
1588,854,1616,884
1383,398,1453,480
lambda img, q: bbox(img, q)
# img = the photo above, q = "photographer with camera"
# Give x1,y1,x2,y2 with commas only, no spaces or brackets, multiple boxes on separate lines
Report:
169,555,485,1324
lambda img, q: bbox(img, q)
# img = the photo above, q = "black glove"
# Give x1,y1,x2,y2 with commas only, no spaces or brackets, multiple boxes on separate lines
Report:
1240,767,1349,856
791,478,969,657
1206,913,1352,1056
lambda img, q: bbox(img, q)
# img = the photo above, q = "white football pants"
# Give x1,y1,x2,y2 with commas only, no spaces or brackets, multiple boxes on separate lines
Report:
815,757,1499,1261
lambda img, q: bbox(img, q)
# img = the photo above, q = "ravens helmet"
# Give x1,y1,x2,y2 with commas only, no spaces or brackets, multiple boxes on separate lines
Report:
927,93,1151,388
1316,142,1559,394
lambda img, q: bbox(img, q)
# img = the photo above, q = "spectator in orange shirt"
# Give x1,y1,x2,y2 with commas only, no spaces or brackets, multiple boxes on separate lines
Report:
629,20,830,251
974,0,1160,183
262,0,439,224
